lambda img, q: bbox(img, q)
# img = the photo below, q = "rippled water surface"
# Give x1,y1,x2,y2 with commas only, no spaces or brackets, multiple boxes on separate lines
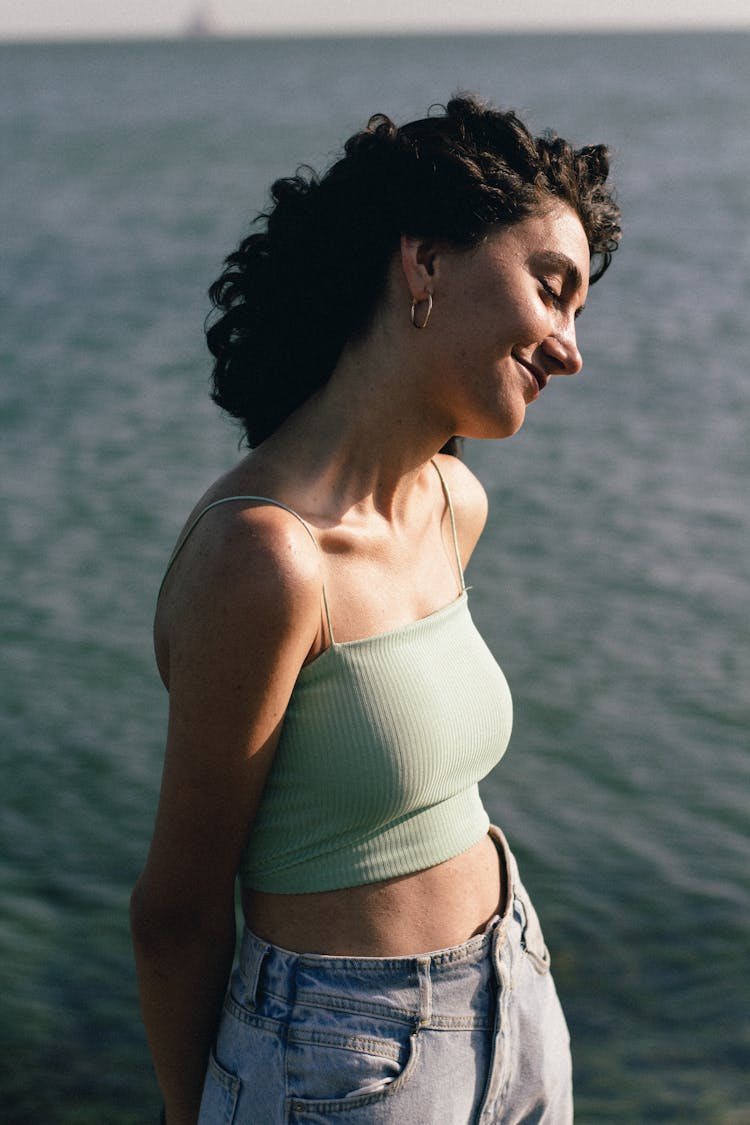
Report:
1,31,749,1123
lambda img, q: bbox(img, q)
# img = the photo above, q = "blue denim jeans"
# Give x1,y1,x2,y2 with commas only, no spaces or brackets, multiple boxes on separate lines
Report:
199,827,572,1124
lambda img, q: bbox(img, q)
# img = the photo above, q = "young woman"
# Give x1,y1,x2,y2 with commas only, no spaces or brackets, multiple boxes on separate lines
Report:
131,95,621,1124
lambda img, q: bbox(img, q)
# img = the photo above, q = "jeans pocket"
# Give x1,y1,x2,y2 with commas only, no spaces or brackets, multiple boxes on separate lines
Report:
198,1049,241,1124
513,880,552,975
286,1020,420,1113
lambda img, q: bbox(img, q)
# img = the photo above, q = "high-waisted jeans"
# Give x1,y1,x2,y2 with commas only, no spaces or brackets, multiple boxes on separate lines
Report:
198,827,573,1124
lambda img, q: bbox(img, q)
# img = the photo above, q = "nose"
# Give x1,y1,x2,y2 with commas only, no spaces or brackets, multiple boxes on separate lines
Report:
542,321,583,376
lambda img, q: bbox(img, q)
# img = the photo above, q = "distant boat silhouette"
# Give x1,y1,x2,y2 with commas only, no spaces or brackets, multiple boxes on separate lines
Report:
185,5,215,37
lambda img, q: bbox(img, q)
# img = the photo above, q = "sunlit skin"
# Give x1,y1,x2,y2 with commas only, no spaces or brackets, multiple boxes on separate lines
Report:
401,201,590,443
237,202,592,954
132,199,593,1124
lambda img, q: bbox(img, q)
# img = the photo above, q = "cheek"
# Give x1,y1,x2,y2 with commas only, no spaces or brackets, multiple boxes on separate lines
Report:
484,291,542,354
512,296,545,341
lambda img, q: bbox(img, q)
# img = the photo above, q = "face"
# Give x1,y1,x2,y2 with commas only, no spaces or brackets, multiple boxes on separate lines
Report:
422,202,590,440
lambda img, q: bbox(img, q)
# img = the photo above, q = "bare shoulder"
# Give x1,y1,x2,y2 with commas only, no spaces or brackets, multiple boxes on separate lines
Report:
139,498,326,923
155,496,324,685
433,453,488,561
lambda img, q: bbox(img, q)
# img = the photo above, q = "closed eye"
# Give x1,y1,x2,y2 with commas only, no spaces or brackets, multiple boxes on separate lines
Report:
540,278,562,304
541,277,585,320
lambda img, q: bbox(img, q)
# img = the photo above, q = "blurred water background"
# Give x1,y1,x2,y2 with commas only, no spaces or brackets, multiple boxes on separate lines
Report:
1,30,749,1124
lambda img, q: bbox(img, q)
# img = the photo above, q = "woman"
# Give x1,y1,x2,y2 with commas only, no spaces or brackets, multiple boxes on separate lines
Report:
131,95,621,1124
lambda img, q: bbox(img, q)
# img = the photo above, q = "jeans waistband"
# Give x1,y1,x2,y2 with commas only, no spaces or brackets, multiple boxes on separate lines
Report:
237,826,519,1023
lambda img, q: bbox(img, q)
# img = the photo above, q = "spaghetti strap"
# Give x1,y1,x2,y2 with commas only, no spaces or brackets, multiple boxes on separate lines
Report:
158,495,336,644
430,459,467,593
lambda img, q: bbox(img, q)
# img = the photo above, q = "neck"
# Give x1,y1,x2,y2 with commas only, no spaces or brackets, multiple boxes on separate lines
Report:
255,309,456,521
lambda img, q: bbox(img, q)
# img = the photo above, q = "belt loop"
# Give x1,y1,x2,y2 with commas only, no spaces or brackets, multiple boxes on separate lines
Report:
492,911,508,970
416,958,432,1029
489,823,517,922
241,935,270,1011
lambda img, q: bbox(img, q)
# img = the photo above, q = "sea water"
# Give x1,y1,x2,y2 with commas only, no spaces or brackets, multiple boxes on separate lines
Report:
1,31,749,1123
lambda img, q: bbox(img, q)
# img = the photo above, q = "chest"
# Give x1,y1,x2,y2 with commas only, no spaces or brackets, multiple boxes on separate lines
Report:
274,598,513,819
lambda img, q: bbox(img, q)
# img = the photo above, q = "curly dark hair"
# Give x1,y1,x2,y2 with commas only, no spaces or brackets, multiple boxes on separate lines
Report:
207,94,621,447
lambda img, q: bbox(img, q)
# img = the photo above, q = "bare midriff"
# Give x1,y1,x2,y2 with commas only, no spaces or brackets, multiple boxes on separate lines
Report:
241,833,505,958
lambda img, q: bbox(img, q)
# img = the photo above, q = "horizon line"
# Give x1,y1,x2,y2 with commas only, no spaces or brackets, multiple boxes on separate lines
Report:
2,22,749,45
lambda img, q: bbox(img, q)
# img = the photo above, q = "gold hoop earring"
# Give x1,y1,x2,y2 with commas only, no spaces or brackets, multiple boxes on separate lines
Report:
410,292,433,330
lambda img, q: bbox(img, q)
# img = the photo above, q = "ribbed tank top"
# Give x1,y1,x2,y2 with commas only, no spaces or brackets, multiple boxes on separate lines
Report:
160,463,513,894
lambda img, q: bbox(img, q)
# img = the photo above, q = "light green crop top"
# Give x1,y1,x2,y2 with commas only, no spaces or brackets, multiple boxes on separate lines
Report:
160,463,513,893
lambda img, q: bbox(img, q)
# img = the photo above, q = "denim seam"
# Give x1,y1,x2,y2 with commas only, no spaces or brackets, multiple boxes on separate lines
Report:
224,994,287,1033
287,1029,404,1061
293,938,493,972
293,993,416,1022
425,1014,492,1030
207,1050,241,1094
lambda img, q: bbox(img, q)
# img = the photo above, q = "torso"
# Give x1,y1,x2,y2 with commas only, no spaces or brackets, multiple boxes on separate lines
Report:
242,832,505,956
156,452,506,957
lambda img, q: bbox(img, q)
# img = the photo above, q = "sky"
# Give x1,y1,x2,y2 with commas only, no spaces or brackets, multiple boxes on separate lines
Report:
1,0,749,40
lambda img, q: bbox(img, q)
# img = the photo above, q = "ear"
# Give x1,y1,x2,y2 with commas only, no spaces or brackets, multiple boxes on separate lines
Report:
400,235,439,298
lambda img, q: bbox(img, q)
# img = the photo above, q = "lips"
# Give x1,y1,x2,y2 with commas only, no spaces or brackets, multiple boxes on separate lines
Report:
513,353,548,394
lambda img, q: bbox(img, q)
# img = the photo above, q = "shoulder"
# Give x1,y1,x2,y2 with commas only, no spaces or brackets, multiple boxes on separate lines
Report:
163,494,324,606
432,453,488,560
155,496,324,684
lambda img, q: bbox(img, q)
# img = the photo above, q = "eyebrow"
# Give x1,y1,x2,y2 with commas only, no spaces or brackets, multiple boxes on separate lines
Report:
535,251,585,293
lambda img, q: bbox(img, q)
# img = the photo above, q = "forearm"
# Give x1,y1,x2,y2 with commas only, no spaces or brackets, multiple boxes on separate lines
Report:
132,895,236,1125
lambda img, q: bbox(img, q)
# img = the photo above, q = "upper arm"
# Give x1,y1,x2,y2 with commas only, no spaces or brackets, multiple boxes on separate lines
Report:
434,453,488,569
137,506,323,924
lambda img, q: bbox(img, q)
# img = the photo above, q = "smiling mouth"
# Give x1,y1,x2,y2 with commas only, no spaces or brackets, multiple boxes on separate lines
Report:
513,353,548,393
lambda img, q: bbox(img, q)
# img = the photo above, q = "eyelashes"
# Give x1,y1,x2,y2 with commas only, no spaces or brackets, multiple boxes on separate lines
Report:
540,278,563,304
539,278,584,320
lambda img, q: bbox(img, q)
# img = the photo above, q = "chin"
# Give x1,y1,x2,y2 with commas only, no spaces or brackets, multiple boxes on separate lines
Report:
473,414,525,441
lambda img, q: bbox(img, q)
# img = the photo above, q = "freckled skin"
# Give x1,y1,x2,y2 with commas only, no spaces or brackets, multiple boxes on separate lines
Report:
423,203,590,441
131,198,594,1125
